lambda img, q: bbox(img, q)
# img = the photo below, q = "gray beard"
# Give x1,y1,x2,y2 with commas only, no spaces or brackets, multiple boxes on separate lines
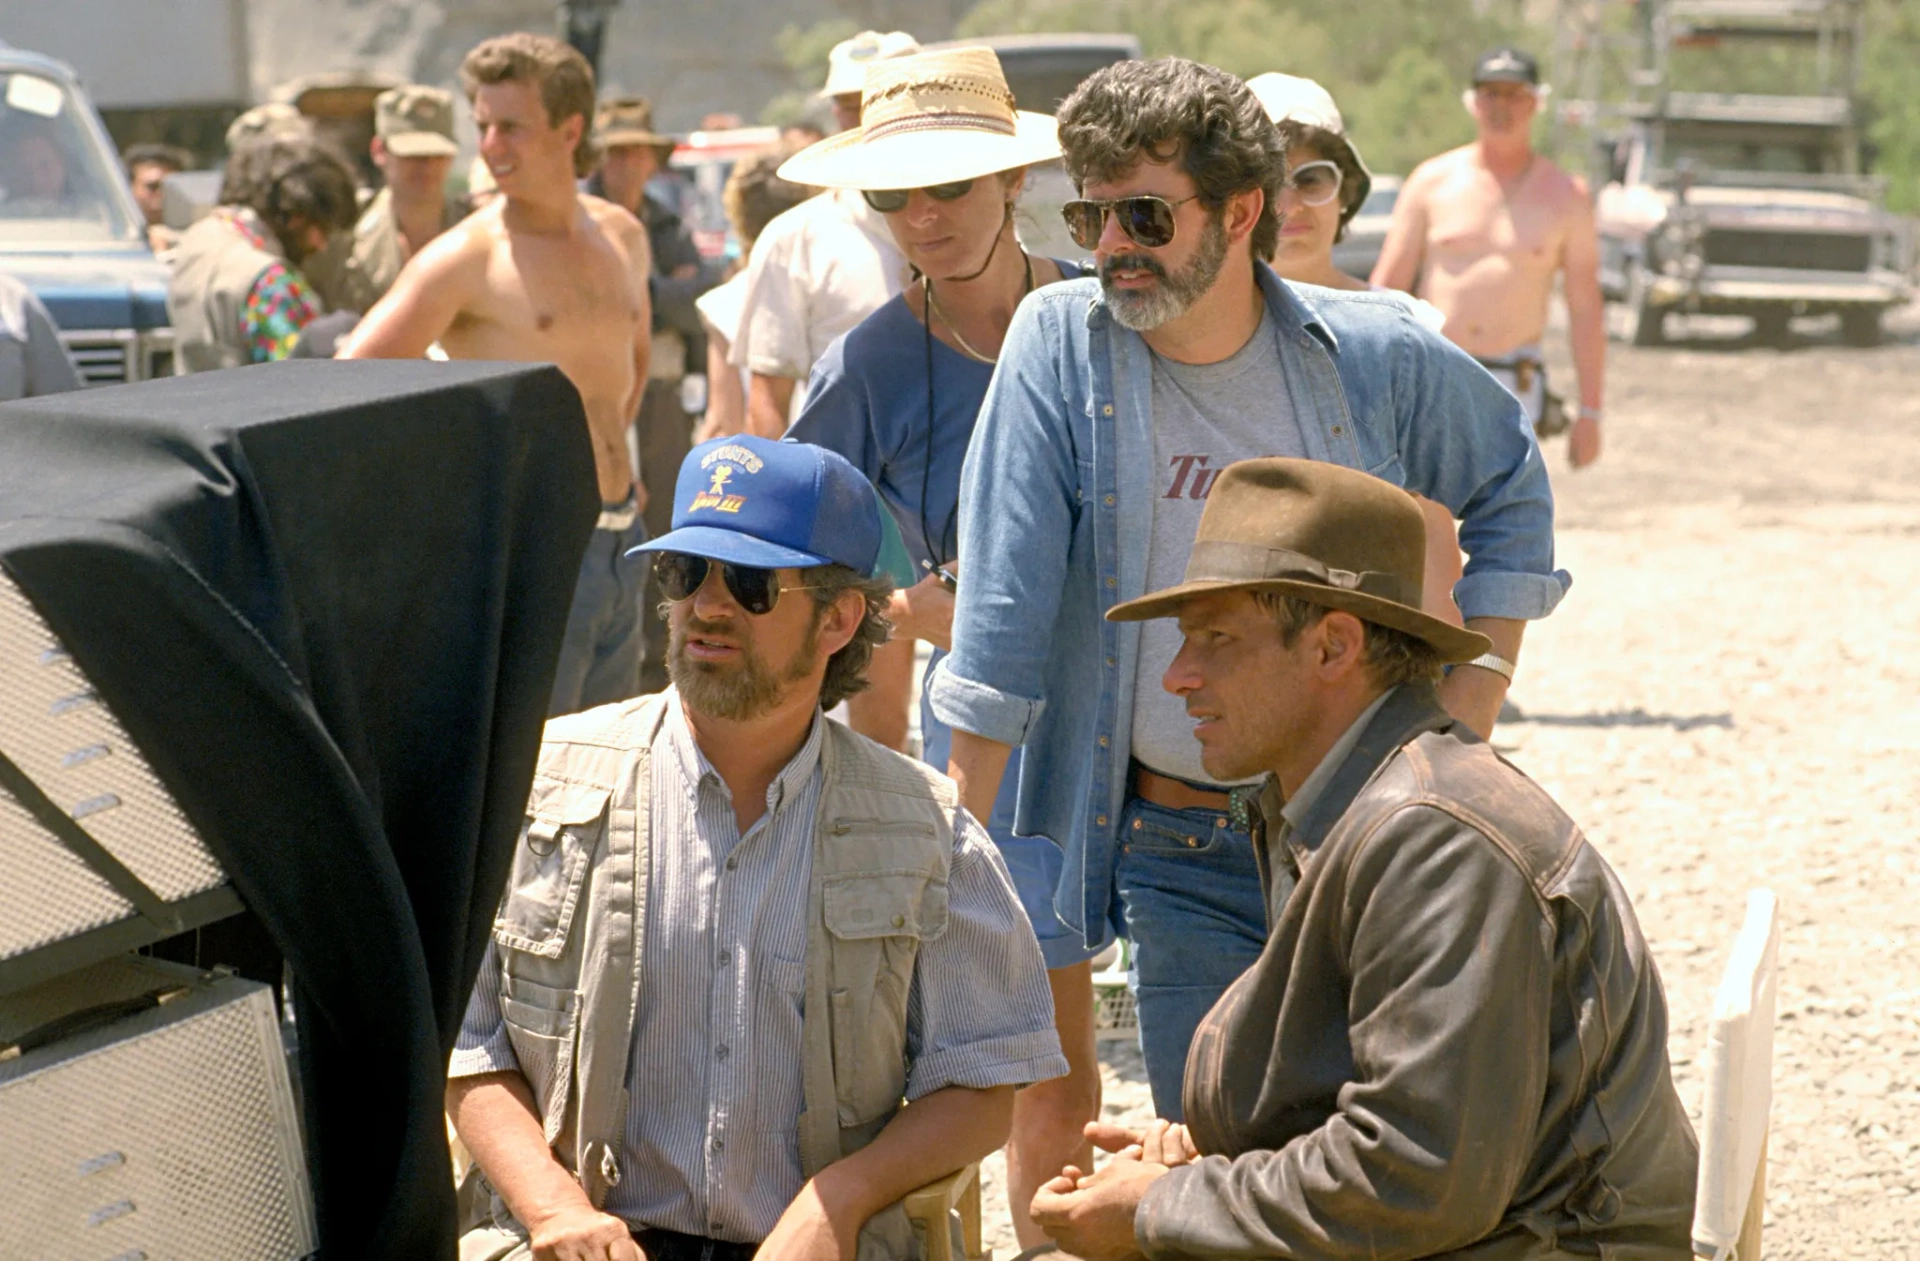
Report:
1100,214,1230,332
667,611,822,722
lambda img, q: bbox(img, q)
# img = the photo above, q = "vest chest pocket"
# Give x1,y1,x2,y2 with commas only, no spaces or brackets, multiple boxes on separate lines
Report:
823,870,949,1127
494,779,612,960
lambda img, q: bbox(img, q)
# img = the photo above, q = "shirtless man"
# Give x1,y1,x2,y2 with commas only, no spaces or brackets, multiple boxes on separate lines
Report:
1373,47,1605,469
339,32,654,716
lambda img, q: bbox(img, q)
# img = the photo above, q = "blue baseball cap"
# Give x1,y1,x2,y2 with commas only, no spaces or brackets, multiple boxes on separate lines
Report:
627,435,882,574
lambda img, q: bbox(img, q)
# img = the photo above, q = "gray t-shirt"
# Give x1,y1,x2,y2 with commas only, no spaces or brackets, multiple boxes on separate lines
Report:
1130,309,1307,785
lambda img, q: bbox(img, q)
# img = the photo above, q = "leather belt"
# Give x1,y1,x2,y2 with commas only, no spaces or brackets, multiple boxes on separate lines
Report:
634,1227,759,1261
1131,763,1233,813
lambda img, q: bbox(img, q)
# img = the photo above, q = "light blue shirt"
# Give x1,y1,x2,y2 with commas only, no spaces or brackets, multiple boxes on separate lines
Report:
452,700,1066,1240
927,266,1570,946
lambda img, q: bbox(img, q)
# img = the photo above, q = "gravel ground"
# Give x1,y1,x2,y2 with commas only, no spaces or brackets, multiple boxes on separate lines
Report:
975,305,1920,1258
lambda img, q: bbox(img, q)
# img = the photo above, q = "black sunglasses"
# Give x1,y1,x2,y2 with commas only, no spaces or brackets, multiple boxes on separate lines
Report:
1060,194,1201,251
653,552,825,616
861,180,975,214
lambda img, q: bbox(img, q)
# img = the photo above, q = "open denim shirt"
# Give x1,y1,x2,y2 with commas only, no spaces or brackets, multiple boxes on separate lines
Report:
927,265,1571,946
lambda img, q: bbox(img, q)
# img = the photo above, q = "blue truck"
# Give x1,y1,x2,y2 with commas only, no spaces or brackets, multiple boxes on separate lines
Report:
0,44,174,383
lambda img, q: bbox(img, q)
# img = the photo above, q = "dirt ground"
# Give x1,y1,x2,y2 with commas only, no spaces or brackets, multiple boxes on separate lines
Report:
975,305,1920,1258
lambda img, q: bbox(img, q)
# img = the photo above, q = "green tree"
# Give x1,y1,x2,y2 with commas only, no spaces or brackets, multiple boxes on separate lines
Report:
955,0,1542,175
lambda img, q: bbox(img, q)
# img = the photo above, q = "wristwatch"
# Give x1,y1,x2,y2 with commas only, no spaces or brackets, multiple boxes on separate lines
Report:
1460,652,1517,682
1578,405,1603,422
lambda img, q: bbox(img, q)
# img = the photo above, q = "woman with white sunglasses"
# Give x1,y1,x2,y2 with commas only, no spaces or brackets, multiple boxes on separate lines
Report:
1249,73,1465,628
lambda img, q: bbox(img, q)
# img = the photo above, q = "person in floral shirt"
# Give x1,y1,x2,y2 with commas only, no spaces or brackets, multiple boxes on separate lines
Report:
168,133,359,373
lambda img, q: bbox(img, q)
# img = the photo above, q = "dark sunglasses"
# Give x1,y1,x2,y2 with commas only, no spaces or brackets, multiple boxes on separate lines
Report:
1060,194,1201,251
653,552,824,616
861,180,975,214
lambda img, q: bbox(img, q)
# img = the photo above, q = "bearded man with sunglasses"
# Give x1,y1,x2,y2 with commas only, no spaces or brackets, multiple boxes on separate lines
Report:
451,434,1065,1261
929,57,1570,1118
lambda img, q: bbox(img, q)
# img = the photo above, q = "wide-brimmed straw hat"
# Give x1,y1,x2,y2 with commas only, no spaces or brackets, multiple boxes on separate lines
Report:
1107,458,1491,664
1246,72,1373,226
779,47,1060,192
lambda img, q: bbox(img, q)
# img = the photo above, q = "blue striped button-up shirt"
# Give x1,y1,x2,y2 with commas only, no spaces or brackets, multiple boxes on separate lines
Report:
452,699,1067,1241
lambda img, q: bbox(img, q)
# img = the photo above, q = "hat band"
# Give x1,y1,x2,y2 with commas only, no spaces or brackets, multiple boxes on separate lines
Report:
861,109,1018,142
1184,540,1414,607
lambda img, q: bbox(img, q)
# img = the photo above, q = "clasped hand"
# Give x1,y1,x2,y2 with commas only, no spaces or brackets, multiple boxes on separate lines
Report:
1028,1120,1199,1261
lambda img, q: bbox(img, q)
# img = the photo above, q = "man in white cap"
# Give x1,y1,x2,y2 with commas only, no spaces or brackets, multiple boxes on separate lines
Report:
336,85,466,314
731,29,919,438
1372,47,1606,469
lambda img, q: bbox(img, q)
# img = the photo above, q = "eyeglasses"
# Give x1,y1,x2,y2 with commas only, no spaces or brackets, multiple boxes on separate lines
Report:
653,552,826,616
861,180,975,214
1060,194,1200,252
1286,160,1343,208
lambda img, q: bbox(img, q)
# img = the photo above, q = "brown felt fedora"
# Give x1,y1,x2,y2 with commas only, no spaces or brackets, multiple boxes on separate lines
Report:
1106,458,1492,663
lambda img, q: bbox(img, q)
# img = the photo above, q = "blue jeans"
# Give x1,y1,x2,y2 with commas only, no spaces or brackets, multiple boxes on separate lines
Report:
1113,797,1268,1119
548,516,649,717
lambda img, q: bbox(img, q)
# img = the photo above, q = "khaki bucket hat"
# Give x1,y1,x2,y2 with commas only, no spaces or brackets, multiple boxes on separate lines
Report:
779,46,1060,191
1106,457,1491,664
376,85,459,158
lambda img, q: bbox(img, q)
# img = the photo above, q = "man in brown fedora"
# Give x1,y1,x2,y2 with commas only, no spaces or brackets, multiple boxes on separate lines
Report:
1030,458,1697,1261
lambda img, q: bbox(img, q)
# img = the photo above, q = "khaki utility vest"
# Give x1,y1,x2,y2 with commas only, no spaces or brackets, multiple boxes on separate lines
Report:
485,694,954,1256
167,213,286,374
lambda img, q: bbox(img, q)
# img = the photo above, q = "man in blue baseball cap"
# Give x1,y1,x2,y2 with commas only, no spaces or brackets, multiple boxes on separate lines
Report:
450,434,1066,1261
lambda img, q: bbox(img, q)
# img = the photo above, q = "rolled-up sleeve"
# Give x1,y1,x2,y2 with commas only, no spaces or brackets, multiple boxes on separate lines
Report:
448,937,522,1079
904,807,1068,1098
1391,321,1571,622
926,294,1078,747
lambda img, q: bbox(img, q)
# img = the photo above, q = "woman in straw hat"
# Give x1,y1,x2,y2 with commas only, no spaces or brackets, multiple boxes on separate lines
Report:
1247,71,1466,630
782,45,1099,1246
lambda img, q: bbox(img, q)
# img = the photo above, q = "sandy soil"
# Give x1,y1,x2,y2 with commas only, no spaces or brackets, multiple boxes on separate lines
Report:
976,306,1920,1258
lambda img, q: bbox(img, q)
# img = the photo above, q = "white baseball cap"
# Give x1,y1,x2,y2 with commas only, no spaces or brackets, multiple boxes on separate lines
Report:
821,30,922,97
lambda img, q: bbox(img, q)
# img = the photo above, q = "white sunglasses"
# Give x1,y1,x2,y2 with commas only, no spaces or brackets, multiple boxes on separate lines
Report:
1286,160,1343,208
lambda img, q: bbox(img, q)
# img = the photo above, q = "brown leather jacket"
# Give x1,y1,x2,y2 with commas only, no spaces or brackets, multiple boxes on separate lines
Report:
1138,683,1698,1260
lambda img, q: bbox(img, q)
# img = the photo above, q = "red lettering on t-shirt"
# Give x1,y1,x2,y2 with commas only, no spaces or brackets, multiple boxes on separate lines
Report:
1165,454,1206,499
1166,455,1228,500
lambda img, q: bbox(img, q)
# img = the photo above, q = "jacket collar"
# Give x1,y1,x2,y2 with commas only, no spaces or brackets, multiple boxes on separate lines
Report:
1083,259,1340,355
1260,680,1457,862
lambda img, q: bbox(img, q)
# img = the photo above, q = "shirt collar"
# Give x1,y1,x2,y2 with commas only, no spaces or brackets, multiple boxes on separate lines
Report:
1081,259,1339,355
661,688,826,818
1279,687,1399,832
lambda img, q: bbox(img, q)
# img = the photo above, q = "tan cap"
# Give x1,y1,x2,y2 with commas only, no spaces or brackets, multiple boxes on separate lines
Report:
224,102,310,151
595,96,676,150
376,86,459,158
821,30,922,97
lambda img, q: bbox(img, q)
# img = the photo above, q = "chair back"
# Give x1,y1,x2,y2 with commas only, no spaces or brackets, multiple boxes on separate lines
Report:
1691,888,1781,1261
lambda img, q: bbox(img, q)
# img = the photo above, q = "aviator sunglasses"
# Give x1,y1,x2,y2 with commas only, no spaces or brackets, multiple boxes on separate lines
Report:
862,180,975,214
1060,194,1201,252
653,552,826,616
1286,160,1344,208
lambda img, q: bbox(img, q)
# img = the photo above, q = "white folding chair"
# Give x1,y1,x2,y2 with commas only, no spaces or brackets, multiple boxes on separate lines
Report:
1691,888,1780,1261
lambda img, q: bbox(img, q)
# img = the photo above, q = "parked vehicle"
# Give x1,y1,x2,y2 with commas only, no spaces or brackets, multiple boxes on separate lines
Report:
1333,174,1402,281
1591,0,1913,346
0,45,174,383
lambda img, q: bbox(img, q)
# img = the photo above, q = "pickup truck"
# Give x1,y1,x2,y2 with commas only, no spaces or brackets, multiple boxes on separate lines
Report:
1595,92,1913,346
0,45,174,383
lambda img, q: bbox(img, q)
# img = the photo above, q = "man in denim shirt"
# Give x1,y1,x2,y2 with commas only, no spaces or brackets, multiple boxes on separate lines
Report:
928,58,1570,1116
